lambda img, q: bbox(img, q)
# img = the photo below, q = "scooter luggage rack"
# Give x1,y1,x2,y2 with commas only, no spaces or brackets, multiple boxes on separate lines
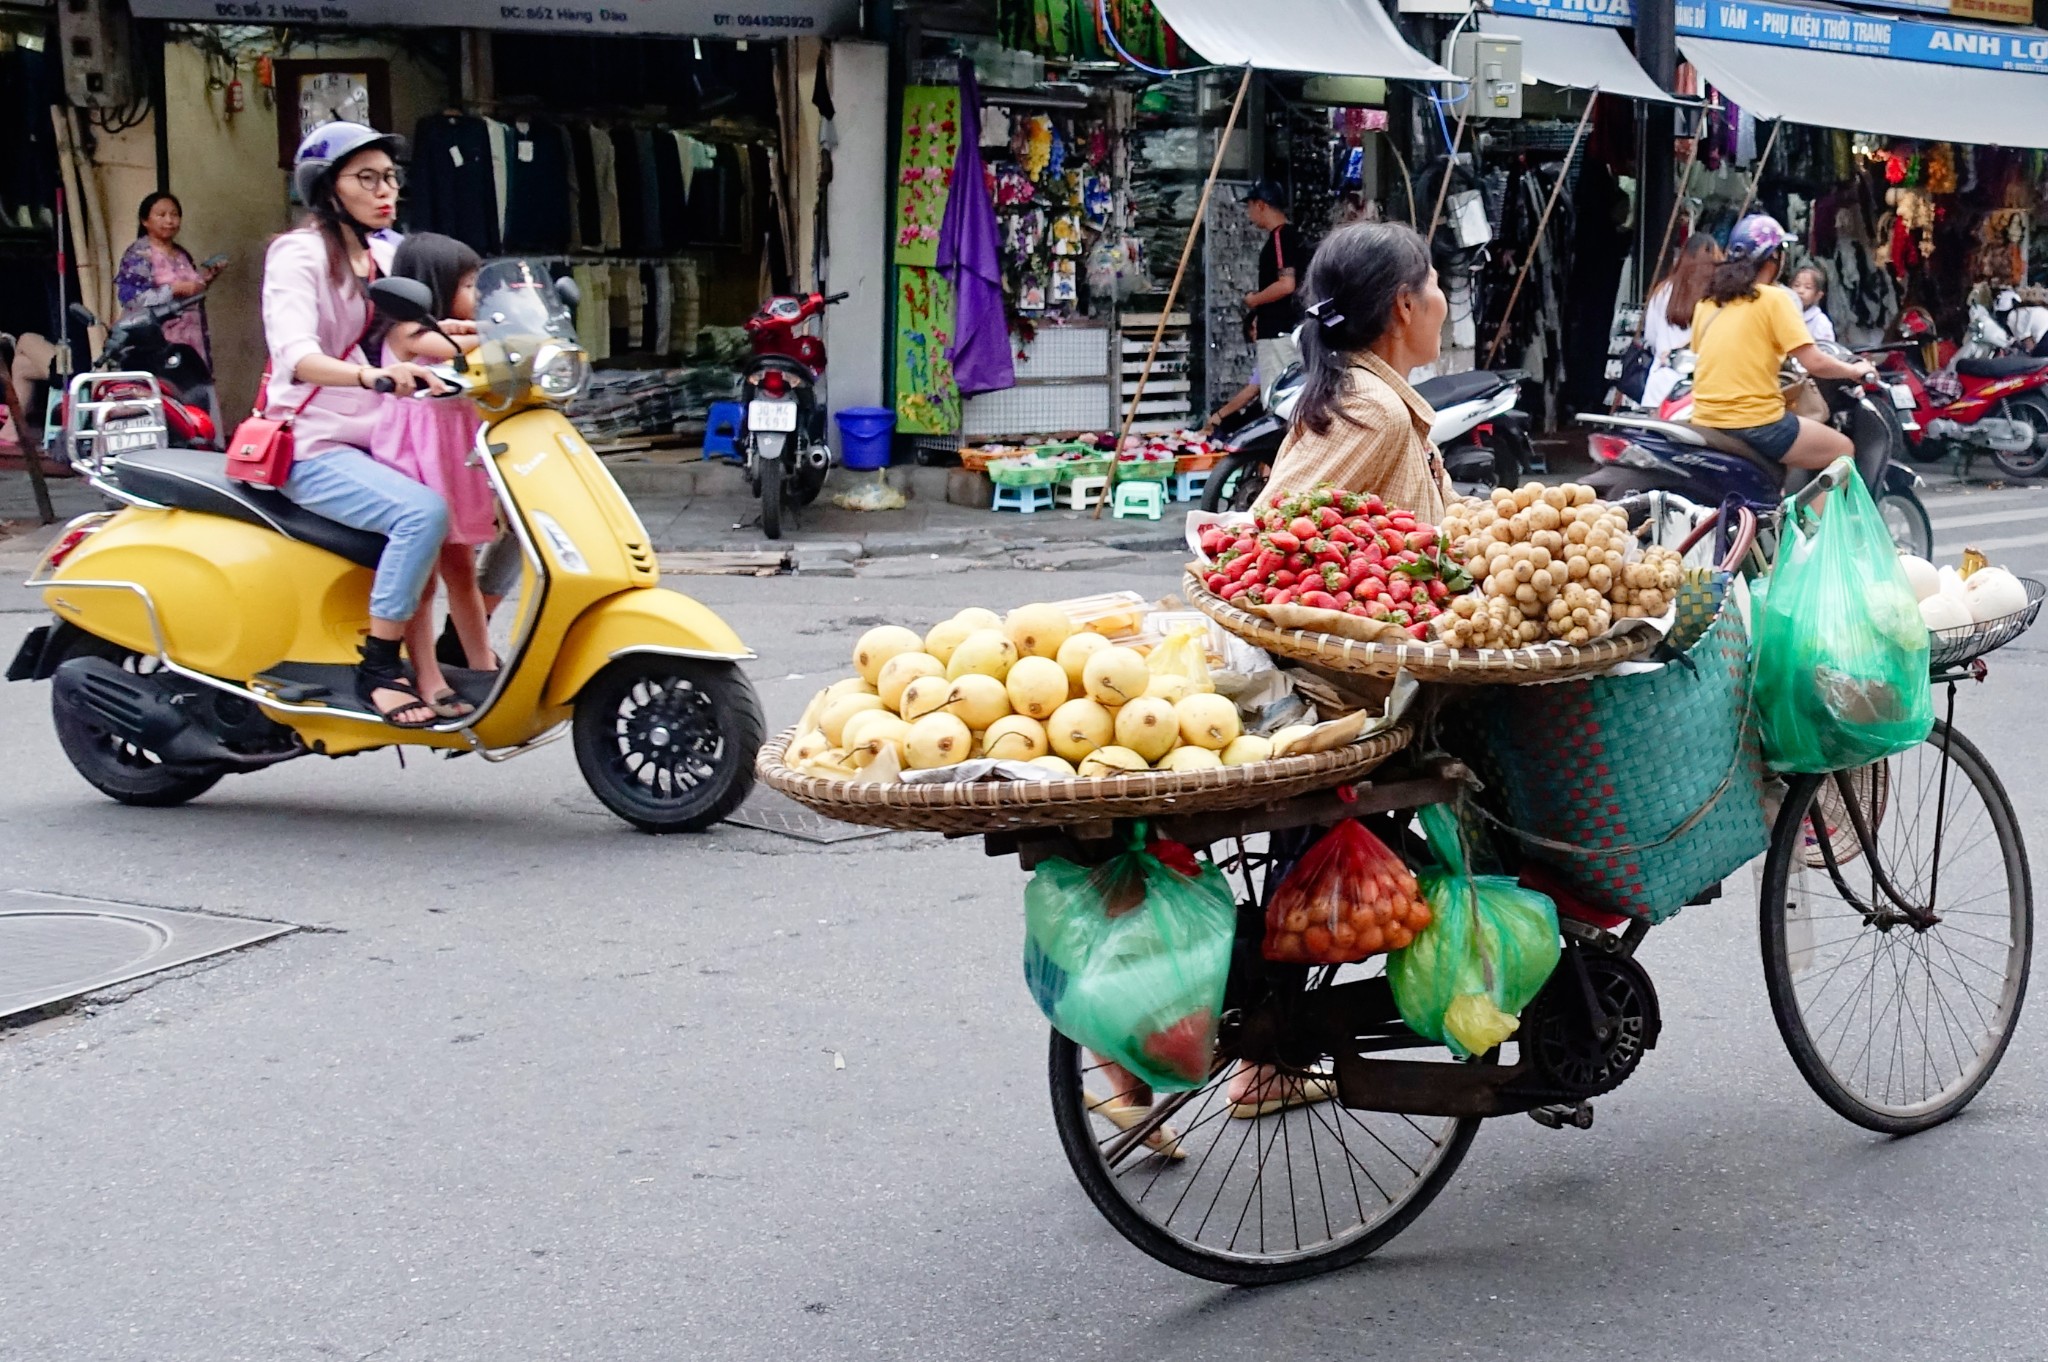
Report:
64,371,169,477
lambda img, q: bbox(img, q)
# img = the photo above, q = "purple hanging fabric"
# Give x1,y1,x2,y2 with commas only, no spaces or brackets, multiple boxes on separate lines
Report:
937,60,1015,397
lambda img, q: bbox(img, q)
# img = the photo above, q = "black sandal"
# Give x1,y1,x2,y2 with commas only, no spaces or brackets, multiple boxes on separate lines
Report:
358,637,440,729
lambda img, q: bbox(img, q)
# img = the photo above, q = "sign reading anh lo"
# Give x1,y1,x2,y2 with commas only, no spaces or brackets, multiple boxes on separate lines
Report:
1493,0,2048,70
127,0,858,38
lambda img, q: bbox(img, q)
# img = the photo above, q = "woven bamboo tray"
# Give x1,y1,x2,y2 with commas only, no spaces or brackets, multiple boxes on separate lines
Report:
1182,568,1657,684
755,723,1413,834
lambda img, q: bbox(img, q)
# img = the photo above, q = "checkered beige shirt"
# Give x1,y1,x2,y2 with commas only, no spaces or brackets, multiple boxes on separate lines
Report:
1256,350,1453,522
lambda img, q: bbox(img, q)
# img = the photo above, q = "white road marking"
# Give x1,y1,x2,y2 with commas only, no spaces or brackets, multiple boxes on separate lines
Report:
1932,528,2048,555
1926,504,2048,532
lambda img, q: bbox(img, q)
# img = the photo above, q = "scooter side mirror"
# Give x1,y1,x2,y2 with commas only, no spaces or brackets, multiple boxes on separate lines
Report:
69,302,98,331
555,276,581,309
369,277,434,323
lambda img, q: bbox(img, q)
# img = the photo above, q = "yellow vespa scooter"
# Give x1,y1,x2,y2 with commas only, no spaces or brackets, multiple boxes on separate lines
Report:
7,259,763,832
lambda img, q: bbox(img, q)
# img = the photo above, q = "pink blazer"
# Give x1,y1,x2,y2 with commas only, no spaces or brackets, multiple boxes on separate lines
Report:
259,228,398,459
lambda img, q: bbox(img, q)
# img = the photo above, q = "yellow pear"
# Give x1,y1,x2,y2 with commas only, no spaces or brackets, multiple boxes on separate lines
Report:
1028,754,1078,777
824,676,877,701
853,625,924,685
1004,656,1069,720
1159,746,1224,772
898,674,952,721
1082,646,1149,706
1175,693,1242,750
846,714,912,768
946,628,1019,682
1005,602,1075,660
820,692,886,746
903,712,973,769
923,618,975,666
878,651,944,712
983,714,1050,762
1079,745,1150,777
942,673,1011,731
1220,734,1274,767
1114,697,1180,763
1143,673,1193,704
1046,697,1115,762
1056,631,1111,694
841,708,904,751
787,729,832,766
952,606,1003,631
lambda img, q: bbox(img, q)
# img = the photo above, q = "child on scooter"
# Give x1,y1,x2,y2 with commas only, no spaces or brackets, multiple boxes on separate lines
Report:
370,232,496,719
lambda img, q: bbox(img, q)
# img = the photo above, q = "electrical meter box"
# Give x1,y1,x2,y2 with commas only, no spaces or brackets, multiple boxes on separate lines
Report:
1446,33,1522,120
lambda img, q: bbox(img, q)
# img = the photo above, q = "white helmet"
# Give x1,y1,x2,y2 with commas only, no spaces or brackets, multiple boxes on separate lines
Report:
292,121,404,208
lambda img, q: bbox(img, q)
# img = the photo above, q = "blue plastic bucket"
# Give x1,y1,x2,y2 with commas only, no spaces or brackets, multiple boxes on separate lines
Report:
834,406,895,470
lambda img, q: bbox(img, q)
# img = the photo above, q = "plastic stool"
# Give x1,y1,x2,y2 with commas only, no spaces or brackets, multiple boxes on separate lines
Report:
992,482,1055,513
1171,469,1211,502
703,402,745,462
1058,474,1109,509
1112,480,1165,520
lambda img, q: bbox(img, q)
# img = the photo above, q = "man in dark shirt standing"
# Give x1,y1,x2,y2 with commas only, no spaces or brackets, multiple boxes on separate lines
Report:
1241,179,1304,403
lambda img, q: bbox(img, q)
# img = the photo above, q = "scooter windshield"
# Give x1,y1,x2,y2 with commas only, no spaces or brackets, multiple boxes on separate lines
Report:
469,259,582,407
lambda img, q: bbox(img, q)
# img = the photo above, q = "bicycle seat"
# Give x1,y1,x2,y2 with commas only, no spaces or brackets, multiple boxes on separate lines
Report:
108,445,387,569
1414,369,1510,409
1954,354,2048,379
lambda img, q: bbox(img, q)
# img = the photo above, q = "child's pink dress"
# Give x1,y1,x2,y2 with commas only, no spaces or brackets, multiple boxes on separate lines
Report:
368,342,497,545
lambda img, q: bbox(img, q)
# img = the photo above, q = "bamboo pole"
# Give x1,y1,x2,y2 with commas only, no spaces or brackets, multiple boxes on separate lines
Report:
1484,93,1600,370
1426,102,1472,244
1096,63,1253,518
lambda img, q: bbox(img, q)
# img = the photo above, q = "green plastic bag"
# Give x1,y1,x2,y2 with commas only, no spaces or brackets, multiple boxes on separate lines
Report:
1752,459,1933,774
1023,832,1237,1091
1387,805,1562,1058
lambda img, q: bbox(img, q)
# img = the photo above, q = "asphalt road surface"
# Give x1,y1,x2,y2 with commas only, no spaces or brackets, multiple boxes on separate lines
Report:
3,541,2047,1362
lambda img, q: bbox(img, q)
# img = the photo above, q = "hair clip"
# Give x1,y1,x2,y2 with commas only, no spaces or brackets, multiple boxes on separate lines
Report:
1305,298,1346,330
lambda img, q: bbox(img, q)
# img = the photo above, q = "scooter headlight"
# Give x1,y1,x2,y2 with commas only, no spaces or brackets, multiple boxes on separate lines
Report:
532,343,591,401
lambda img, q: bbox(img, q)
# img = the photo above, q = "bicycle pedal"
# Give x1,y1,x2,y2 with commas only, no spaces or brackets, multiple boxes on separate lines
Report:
1528,1102,1595,1130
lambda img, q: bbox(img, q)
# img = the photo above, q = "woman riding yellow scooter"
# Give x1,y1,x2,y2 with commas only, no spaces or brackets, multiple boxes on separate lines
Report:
8,259,764,833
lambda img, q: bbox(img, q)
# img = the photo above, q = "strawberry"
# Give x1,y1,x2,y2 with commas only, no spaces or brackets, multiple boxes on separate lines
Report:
1288,516,1318,540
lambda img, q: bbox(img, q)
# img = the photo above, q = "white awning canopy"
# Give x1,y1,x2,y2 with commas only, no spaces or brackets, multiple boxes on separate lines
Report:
1153,0,1459,81
1680,34,2048,149
1484,14,1684,103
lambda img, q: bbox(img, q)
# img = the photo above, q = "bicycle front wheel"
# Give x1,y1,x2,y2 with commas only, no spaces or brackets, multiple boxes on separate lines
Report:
1759,721,2032,1134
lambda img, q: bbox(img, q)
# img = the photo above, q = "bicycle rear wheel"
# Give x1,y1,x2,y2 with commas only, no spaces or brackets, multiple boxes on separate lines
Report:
1759,721,2032,1133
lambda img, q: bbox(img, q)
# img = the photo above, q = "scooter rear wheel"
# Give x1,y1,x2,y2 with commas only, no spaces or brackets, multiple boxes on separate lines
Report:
50,639,222,808
759,454,783,540
572,656,763,833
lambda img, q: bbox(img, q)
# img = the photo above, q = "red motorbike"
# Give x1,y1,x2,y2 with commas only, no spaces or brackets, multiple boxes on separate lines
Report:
1866,305,2048,479
56,291,219,464
739,289,846,539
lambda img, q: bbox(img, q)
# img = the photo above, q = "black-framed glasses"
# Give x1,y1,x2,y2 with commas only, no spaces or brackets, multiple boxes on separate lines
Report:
347,167,404,192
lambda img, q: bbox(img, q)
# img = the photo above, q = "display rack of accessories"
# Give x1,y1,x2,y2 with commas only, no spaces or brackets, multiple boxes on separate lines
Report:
408,106,786,449
1477,126,1583,428
1117,307,1195,433
1200,180,1259,412
1123,76,1220,435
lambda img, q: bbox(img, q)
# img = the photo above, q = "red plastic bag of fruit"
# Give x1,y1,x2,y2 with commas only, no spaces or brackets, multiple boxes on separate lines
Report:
1262,820,1432,963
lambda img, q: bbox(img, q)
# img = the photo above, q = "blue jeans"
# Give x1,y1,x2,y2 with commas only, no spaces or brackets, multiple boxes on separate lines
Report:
282,448,449,622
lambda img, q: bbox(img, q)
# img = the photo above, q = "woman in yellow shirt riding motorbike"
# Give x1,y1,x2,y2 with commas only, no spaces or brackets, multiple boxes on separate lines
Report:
1689,214,1876,469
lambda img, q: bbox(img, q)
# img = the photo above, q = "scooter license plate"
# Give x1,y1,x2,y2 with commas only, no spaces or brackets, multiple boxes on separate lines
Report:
1889,384,1916,411
748,399,798,433
102,415,162,453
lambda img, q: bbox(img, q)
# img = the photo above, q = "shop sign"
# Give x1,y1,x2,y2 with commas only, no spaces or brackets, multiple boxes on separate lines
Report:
128,0,857,38
1492,0,2048,70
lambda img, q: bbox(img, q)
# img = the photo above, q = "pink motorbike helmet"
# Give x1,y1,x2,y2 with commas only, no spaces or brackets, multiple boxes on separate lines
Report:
1726,213,1793,263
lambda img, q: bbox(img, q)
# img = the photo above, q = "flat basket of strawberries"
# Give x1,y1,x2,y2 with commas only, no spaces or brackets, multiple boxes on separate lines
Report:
1185,484,1662,683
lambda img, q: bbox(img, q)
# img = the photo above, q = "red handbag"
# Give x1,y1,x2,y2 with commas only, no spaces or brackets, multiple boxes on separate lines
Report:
222,384,316,488
225,258,380,488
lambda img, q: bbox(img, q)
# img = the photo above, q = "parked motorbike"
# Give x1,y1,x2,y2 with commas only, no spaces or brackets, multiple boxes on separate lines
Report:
738,288,847,539
1198,364,1528,512
50,291,220,463
8,260,764,833
1866,304,2048,479
1581,341,1934,558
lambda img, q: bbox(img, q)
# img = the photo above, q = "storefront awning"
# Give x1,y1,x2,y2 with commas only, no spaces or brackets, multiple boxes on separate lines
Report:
1152,0,1458,81
1680,34,2048,148
1483,14,1683,103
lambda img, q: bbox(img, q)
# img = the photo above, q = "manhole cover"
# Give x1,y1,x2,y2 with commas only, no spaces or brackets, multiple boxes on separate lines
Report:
724,789,888,844
0,890,294,1020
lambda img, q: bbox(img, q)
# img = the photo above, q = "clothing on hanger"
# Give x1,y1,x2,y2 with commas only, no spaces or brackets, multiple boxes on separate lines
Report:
653,131,689,252
504,117,573,252
634,126,664,253
409,115,501,254
612,125,647,254
588,126,622,252
481,116,513,240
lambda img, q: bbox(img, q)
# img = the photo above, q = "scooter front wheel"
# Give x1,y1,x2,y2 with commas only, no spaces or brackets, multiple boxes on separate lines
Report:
572,656,763,833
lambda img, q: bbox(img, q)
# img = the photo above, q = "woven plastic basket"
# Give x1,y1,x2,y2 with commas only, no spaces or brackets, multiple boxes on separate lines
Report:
989,459,1062,488
756,724,1413,834
1182,569,1657,684
1113,457,1176,483
1452,575,1769,923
